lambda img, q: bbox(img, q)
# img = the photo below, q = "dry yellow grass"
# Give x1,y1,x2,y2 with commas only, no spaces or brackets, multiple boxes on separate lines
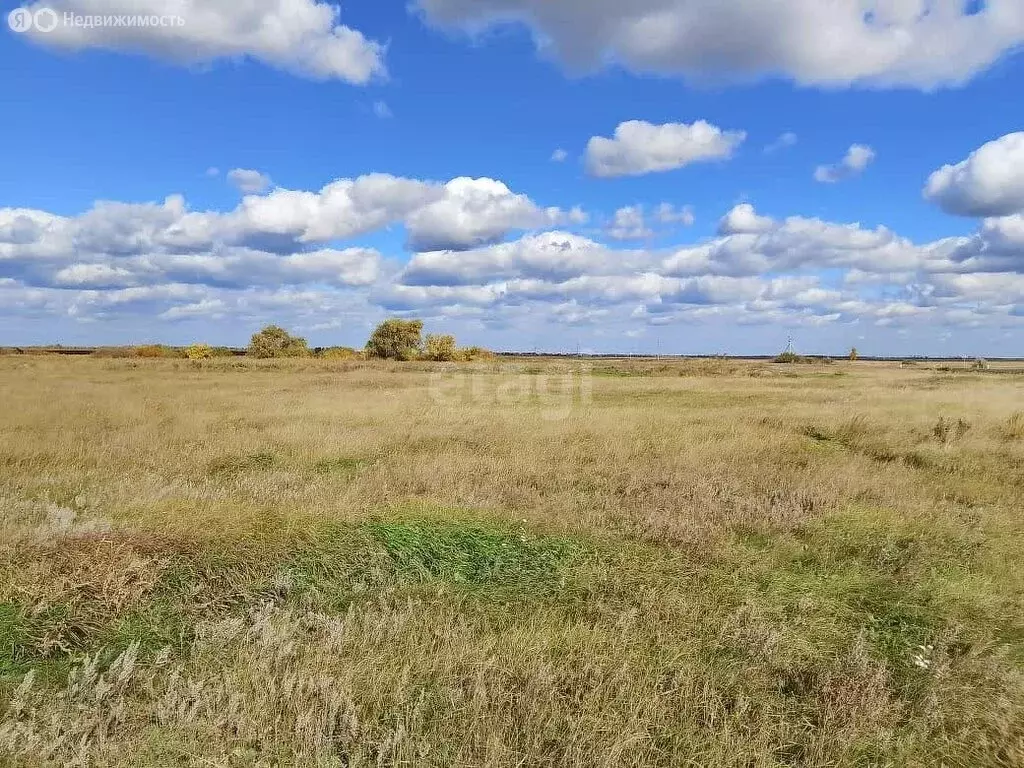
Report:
1,355,1023,766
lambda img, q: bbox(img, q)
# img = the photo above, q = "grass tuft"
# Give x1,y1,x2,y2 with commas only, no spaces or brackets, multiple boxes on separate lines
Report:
366,519,580,594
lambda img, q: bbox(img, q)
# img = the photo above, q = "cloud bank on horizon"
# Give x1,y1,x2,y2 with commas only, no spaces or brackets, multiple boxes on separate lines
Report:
3,0,1024,354
4,134,1022,352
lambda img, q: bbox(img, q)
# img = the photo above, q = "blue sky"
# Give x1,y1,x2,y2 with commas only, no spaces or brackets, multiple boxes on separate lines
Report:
2,0,1023,355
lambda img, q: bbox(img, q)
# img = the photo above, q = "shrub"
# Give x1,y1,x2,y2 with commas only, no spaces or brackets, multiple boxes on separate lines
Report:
366,319,423,360
773,351,802,364
134,344,167,358
458,346,497,362
319,346,361,361
424,334,458,362
247,326,310,359
186,343,215,360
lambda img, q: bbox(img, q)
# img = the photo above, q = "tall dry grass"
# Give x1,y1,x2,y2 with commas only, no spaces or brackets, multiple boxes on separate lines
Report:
1,356,1023,766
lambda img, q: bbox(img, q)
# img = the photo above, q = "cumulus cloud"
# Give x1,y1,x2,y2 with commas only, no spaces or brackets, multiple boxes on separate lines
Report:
3,180,1022,343
718,204,774,235
605,206,653,241
400,231,650,287
654,204,695,227
20,0,386,84
415,0,1024,89
946,214,1024,271
227,169,272,195
551,149,569,162
0,174,585,296
666,213,938,279
234,174,441,244
404,177,575,251
924,133,1024,217
387,196,1023,338
585,120,746,178
814,144,876,183
604,204,694,240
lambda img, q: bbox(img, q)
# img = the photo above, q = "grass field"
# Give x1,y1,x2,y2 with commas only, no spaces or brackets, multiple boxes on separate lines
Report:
1,355,1023,766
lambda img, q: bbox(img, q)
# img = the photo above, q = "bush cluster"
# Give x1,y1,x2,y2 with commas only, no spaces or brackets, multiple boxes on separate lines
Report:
129,320,497,364
363,319,494,362
247,326,311,359
318,347,361,361
366,319,424,361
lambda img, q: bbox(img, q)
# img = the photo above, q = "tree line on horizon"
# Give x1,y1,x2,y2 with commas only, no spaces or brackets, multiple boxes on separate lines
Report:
233,319,495,362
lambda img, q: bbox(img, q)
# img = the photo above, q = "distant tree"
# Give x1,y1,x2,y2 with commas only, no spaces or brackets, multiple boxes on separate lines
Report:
366,319,423,360
247,325,310,358
186,343,214,360
424,334,458,362
134,344,166,358
319,346,361,361
849,347,859,361
458,346,497,362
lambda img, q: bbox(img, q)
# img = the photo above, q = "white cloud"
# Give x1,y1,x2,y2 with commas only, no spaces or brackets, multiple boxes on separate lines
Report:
654,204,695,227
585,120,746,178
946,214,1024,271
53,263,136,288
674,212,947,278
404,177,577,251
227,169,272,195
401,231,649,287
159,298,227,320
3,182,1023,345
0,174,583,291
21,0,386,84
604,203,694,240
924,133,1024,217
551,149,569,163
234,174,441,243
606,206,653,241
415,0,1024,89
764,132,798,154
814,144,876,183
717,204,774,235
373,100,393,119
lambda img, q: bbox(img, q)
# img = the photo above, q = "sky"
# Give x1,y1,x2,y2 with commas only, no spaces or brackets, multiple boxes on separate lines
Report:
1,0,1023,356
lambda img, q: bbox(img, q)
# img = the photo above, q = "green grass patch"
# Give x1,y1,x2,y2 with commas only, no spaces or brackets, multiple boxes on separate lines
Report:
207,451,278,476
365,518,581,596
311,456,368,475
0,602,27,677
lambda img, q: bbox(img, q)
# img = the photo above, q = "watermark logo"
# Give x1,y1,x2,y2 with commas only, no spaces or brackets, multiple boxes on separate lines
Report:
34,7,57,31
8,7,58,33
7,7,184,33
8,7,32,32
428,363,594,422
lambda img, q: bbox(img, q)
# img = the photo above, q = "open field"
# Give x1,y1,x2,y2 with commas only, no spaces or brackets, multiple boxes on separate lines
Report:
1,355,1023,766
